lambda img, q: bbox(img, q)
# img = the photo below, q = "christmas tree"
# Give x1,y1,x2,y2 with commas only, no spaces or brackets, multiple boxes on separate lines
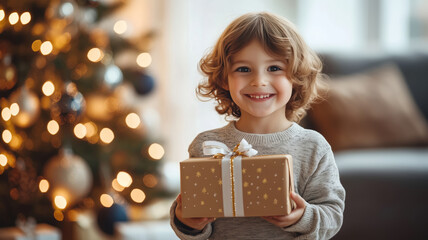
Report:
0,0,169,233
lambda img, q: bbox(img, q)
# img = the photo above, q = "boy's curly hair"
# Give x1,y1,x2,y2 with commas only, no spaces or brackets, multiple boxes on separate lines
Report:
197,12,326,123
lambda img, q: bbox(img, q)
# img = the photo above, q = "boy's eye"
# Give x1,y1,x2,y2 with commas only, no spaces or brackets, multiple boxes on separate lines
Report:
268,66,282,72
236,67,250,72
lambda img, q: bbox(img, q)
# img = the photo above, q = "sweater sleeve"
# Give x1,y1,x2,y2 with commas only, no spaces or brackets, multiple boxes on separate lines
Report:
170,134,214,240
284,149,346,239
169,200,213,240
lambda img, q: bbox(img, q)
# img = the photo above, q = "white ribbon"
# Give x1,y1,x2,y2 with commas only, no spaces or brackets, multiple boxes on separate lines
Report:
202,139,257,216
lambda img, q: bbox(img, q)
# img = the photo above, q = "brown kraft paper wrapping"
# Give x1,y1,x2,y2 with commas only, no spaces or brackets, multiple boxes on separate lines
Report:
180,155,295,218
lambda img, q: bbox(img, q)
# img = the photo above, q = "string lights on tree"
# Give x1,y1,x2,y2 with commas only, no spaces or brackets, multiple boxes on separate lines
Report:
0,0,171,234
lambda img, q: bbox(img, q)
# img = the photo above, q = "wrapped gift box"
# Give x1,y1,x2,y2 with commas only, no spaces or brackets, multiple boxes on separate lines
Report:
180,153,294,218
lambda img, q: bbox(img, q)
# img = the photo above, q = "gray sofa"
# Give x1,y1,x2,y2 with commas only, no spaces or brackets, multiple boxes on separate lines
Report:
304,52,428,240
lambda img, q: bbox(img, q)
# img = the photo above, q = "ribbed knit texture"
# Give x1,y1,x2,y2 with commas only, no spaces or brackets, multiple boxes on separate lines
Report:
170,122,345,240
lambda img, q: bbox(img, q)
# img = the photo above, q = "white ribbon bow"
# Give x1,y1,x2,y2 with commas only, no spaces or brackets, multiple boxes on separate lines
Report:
202,139,257,217
203,138,258,157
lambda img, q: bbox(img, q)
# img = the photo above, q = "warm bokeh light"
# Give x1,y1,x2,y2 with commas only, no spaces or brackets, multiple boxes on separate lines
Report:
54,195,67,209
40,41,53,55
84,122,97,137
0,10,5,21
74,123,87,139
0,154,7,167
1,107,11,121
10,103,19,116
10,188,19,200
100,194,114,208
42,81,55,96
67,209,78,222
148,143,165,160
100,128,114,144
20,12,31,25
54,210,64,221
130,188,146,203
116,171,132,188
143,174,158,188
32,40,42,52
112,178,125,192
39,179,49,193
2,130,12,144
125,113,140,129
8,133,22,150
87,48,103,62
136,52,152,68
9,12,19,25
47,120,60,135
113,20,127,34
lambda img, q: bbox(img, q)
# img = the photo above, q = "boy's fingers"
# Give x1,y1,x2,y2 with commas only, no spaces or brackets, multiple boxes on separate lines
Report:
291,192,306,208
176,194,182,205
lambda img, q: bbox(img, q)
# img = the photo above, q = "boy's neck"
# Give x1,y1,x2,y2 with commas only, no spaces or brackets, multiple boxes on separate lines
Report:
235,116,293,134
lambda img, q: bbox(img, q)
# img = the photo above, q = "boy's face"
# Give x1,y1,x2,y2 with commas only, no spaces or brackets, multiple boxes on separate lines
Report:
226,40,292,122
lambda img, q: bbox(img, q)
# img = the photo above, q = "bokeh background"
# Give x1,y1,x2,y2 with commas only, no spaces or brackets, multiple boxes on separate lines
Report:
1,0,427,239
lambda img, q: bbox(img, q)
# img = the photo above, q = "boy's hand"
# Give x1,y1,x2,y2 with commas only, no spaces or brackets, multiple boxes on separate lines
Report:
261,192,307,228
175,194,216,231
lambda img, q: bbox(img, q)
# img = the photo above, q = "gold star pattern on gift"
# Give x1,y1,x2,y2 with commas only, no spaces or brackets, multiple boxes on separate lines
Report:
181,155,291,217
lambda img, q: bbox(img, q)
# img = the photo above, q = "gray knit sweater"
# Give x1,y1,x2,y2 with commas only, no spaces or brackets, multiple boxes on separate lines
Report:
170,122,345,240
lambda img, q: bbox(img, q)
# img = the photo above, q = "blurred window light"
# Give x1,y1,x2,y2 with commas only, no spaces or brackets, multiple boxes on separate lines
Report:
298,0,363,52
380,0,410,51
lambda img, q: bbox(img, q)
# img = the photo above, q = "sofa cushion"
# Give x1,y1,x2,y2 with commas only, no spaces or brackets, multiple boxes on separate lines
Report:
320,52,428,120
309,63,428,151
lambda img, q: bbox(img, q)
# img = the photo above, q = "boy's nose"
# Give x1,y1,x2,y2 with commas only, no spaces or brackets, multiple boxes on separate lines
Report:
250,72,268,86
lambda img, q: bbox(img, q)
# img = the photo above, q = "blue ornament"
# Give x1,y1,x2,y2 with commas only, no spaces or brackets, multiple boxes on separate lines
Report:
51,82,85,125
134,73,155,95
96,203,128,236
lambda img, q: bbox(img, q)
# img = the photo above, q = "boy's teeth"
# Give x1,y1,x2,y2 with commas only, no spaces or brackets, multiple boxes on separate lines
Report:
250,94,270,99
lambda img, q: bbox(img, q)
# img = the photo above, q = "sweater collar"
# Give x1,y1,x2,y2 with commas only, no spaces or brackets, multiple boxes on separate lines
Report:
224,121,300,145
